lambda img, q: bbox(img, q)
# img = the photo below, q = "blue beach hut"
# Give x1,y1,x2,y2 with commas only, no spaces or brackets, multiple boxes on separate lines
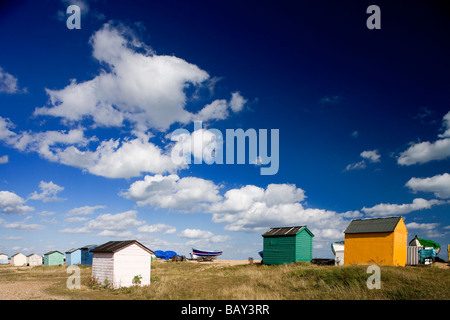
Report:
80,244,97,265
65,248,81,265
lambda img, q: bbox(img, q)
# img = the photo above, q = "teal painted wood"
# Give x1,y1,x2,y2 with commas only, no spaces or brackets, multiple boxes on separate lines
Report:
262,226,314,265
44,252,65,266
263,236,296,265
295,229,313,262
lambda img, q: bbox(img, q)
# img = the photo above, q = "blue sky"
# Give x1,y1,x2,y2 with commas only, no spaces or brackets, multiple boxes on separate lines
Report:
0,0,449,259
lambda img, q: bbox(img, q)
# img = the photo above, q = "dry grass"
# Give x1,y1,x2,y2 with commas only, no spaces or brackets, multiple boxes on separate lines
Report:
0,261,449,300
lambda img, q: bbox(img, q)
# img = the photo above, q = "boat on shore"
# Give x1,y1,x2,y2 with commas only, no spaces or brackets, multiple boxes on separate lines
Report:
192,248,222,261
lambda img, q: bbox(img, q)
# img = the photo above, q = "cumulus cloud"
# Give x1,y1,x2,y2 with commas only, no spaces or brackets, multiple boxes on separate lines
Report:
208,183,347,240
398,110,450,165
1,216,44,231
33,23,246,132
0,155,8,164
0,118,182,179
0,67,26,94
345,149,380,171
0,191,34,215
360,150,380,163
29,181,65,202
121,174,222,212
406,173,450,199
178,228,231,246
138,223,176,234
59,210,144,236
361,198,445,217
406,222,440,230
229,92,247,113
66,205,106,216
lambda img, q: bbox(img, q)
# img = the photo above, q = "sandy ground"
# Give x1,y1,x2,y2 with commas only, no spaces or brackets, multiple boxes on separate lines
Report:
0,280,65,300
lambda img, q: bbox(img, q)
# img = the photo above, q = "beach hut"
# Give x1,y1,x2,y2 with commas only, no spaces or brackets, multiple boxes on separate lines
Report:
44,251,65,266
27,254,42,266
65,248,81,265
91,240,154,288
343,216,408,266
11,253,27,266
0,253,9,264
80,244,97,265
262,226,314,265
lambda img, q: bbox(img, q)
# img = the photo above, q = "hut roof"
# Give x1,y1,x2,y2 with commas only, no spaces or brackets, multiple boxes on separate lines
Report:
80,244,96,249
344,216,402,234
262,226,314,237
65,248,79,253
26,253,41,257
91,240,154,255
44,250,64,256
11,252,24,257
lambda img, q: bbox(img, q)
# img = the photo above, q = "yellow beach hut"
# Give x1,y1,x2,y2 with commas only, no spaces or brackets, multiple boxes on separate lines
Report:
343,216,408,266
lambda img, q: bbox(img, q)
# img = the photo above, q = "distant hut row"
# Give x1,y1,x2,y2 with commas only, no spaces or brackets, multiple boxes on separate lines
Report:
260,216,438,267
0,244,98,267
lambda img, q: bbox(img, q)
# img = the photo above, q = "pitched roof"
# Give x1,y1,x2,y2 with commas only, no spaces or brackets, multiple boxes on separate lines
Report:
80,244,97,249
11,252,25,257
44,250,64,255
90,240,154,254
344,217,402,234
26,253,41,257
65,248,79,253
262,226,314,237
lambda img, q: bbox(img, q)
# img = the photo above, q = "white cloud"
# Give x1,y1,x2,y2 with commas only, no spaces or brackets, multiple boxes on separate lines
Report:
66,205,106,216
34,23,212,131
29,181,65,202
438,110,450,138
1,217,44,231
56,134,182,178
406,222,440,230
398,138,450,165
361,198,445,217
59,210,144,235
138,223,176,234
360,150,380,163
229,92,247,113
121,174,222,212
406,173,450,199
0,155,8,164
0,191,34,215
65,216,88,223
194,99,229,122
398,110,450,165
345,160,366,171
345,149,380,171
0,67,25,94
0,118,182,179
208,183,347,239
178,228,231,245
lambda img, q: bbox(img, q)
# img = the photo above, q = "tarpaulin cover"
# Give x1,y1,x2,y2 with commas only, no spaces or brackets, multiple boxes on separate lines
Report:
154,250,179,260
418,238,441,249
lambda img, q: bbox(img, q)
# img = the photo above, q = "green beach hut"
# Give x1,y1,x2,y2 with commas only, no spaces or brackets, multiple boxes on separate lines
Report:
44,250,65,266
262,226,314,265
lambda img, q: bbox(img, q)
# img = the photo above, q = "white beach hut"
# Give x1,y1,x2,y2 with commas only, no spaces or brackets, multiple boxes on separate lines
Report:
0,253,9,264
27,254,42,266
11,253,27,266
91,240,154,288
